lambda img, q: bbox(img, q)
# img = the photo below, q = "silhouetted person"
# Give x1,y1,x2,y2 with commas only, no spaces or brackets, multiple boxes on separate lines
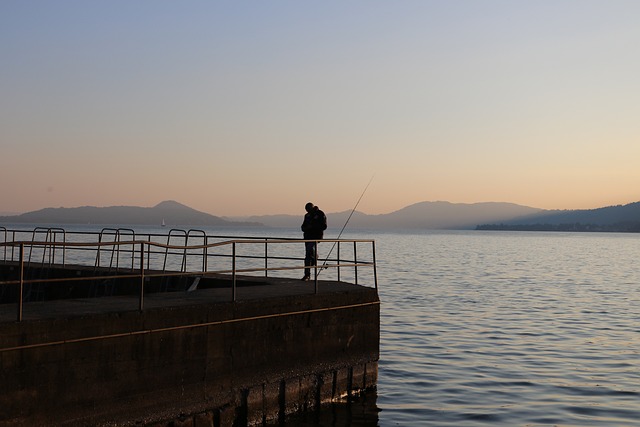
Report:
301,202,327,280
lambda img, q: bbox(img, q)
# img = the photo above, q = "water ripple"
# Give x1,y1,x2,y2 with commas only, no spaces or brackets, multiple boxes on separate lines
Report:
373,231,640,426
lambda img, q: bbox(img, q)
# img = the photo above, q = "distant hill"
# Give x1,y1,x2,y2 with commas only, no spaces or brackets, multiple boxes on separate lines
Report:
233,201,543,230
0,200,262,227
4,200,638,232
365,201,542,229
477,202,640,232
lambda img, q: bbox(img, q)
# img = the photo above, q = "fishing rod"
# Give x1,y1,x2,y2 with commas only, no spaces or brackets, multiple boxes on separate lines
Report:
317,174,375,276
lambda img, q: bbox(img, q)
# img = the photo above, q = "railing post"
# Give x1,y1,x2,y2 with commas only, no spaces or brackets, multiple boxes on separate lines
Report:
313,241,318,294
0,227,6,262
372,241,378,289
232,242,237,302
139,242,145,312
264,239,268,278
353,241,358,285
114,230,120,270
18,243,24,322
337,241,341,282
203,236,208,272
147,234,151,268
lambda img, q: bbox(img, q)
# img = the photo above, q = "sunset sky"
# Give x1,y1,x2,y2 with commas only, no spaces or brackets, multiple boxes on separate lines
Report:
2,1,639,216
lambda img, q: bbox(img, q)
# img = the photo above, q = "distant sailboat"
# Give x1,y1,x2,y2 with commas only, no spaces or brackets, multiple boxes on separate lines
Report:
161,219,166,227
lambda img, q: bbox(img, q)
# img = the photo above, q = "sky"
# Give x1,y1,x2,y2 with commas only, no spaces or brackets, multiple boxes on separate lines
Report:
2,1,639,217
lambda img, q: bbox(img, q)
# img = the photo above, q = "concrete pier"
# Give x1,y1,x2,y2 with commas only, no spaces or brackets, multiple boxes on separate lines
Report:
0,273,379,426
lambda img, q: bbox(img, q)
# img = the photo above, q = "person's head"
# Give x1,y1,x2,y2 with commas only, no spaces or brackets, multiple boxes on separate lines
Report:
305,202,314,213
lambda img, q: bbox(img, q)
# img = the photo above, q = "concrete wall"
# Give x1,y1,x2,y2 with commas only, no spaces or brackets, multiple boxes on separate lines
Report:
0,288,379,426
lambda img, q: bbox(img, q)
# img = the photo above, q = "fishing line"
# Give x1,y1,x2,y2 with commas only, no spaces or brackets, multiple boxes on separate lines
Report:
317,174,375,276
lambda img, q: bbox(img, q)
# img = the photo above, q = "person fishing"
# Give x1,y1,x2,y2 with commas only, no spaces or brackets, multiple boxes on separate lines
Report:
301,202,327,281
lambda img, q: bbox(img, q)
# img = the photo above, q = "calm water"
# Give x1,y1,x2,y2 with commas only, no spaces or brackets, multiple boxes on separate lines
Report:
370,230,640,427
5,226,640,425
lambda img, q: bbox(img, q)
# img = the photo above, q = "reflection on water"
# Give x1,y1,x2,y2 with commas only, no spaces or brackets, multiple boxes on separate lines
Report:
276,390,380,427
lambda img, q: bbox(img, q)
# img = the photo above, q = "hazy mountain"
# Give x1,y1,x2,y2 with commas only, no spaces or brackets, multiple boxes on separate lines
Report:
477,202,640,232
512,202,640,225
233,202,543,230
364,201,542,229
3,200,638,231
0,200,262,227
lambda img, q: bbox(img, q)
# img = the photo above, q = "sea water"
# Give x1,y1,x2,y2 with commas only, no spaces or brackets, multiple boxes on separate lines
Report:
363,230,640,426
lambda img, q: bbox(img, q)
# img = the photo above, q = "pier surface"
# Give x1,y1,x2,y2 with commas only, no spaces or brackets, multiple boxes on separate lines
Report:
0,273,372,321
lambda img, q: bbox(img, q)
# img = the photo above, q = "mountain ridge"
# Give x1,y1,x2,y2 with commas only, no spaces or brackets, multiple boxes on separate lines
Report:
476,201,640,232
1,200,639,231
0,200,261,227
233,201,640,231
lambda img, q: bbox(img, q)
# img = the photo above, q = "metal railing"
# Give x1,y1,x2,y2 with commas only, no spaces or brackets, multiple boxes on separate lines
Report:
0,227,377,321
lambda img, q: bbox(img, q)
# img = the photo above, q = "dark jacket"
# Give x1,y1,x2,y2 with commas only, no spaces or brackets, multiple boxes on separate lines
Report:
301,207,327,239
